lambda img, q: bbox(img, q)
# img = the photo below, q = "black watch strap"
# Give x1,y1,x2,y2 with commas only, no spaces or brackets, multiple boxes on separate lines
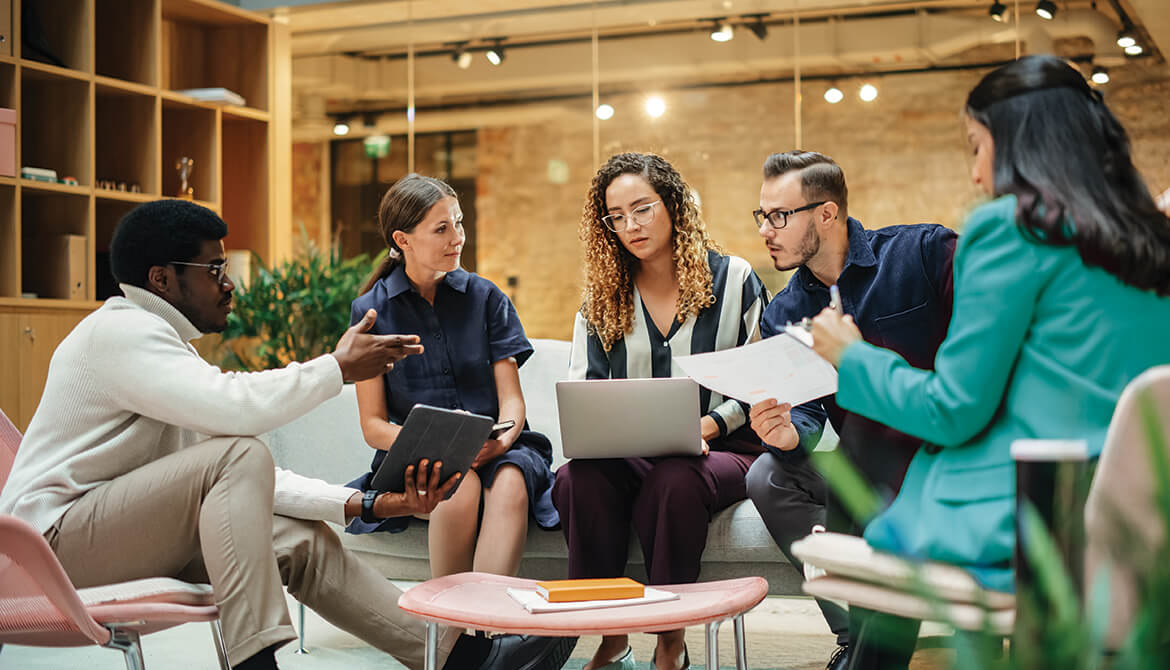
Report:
361,489,380,523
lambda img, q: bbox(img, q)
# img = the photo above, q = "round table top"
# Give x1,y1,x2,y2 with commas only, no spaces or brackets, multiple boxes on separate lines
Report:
397,573,769,636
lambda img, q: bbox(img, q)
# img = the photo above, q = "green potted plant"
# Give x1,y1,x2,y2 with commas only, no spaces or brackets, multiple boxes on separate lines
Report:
220,239,383,371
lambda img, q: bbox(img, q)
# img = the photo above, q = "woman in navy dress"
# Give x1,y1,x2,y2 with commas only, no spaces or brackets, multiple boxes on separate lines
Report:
347,174,558,579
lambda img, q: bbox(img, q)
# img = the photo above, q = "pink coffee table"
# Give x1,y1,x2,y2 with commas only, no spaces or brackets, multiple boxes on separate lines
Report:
398,572,769,670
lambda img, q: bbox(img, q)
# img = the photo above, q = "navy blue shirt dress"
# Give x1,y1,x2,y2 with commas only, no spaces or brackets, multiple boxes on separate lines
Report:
345,264,559,533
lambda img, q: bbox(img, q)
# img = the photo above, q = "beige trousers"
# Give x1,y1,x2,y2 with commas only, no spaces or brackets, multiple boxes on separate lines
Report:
47,436,454,669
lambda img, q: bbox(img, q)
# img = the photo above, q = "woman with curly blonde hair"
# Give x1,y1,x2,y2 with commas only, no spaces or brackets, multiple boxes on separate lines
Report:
552,153,768,670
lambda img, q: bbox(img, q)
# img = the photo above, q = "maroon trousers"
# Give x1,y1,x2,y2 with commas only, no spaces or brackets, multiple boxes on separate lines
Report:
552,450,757,585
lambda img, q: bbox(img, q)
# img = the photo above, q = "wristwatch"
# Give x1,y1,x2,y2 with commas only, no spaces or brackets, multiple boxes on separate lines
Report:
361,489,380,523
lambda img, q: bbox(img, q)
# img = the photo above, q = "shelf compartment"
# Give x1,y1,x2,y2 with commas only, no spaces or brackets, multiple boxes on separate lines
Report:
96,87,159,196
21,71,92,186
161,99,217,203
22,0,93,72
0,185,15,297
96,0,160,86
161,12,268,112
20,190,92,301
0,62,15,111
95,199,140,300
222,116,268,260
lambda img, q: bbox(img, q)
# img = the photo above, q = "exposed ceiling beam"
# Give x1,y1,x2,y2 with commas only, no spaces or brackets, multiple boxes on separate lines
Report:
1123,0,1170,70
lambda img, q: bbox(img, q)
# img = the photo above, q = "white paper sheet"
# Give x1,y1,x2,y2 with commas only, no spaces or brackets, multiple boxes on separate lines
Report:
673,332,838,407
506,587,679,613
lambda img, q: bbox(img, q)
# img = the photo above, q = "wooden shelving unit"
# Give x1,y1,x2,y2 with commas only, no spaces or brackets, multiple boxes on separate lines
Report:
0,0,289,430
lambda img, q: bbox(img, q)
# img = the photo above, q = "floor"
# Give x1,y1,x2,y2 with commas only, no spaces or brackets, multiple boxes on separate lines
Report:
0,587,954,669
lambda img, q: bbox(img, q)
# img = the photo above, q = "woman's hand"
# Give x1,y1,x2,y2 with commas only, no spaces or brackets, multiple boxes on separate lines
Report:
471,438,510,470
749,399,798,451
810,307,862,367
700,439,711,456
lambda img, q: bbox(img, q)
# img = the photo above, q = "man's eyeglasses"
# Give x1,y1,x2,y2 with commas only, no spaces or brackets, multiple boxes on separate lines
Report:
601,200,661,233
171,260,229,285
752,201,826,231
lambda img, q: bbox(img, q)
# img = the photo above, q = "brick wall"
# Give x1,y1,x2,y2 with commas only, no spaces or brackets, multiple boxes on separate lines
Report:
473,62,1170,339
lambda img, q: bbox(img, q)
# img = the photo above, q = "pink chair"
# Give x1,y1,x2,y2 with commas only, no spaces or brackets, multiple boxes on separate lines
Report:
0,409,229,670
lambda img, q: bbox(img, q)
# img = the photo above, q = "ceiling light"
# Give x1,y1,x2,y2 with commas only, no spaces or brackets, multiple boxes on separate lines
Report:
989,2,1007,22
1035,0,1056,20
747,18,768,41
645,95,666,118
824,86,844,104
1091,66,1110,85
332,120,350,136
710,20,734,42
452,44,472,70
485,40,505,66
859,83,878,102
1116,28,1137,49
596,104,614,120
1124,43,1143,56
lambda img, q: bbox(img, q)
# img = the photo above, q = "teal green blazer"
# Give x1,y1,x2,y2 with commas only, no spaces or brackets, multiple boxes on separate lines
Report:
838,195,1170,593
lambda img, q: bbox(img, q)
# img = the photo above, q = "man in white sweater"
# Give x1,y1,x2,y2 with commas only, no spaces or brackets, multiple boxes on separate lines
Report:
0,200,573,670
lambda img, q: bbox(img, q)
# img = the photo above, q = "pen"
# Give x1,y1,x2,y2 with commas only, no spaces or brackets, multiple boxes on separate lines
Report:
829,285,843,315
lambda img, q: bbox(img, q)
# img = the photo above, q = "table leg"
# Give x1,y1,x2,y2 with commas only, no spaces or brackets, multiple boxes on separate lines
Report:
733,615,747,670
705,620,721,670
425,622,438,670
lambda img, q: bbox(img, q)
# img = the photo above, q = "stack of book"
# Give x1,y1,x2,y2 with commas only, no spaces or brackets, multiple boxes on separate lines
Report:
507,577,678,613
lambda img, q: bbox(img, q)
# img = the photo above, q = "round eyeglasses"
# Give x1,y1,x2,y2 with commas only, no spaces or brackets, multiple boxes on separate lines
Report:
752,200,826,231
601,200,661,232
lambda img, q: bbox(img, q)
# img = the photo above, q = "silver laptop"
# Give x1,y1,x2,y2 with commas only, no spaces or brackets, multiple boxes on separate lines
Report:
555,377,704,458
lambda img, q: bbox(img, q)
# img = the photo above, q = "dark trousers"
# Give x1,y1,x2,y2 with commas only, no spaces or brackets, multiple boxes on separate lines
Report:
745,417,920,647
552,450,756,585
746,452,852,645
846,608,920,670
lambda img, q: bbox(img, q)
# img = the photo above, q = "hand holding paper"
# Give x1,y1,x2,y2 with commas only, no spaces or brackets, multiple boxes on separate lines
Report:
673,332,837,407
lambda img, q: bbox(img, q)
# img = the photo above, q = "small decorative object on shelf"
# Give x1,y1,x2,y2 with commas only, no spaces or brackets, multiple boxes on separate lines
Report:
176,156,195,200
21,166,58,183
61,176,79,186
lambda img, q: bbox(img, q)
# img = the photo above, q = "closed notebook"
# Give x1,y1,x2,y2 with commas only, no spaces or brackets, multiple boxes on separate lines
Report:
535,577,644,603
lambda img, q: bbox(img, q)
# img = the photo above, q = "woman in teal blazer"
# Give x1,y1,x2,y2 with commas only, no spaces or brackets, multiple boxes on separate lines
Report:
811,55,1170,668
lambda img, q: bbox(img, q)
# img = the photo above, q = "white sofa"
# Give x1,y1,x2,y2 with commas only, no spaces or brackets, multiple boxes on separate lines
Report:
264,338,805,595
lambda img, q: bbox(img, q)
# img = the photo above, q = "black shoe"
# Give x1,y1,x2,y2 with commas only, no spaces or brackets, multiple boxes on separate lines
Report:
478,634,577,670
827,643,850,670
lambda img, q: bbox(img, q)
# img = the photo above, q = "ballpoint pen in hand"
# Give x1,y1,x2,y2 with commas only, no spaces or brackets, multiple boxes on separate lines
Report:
829,285,843,315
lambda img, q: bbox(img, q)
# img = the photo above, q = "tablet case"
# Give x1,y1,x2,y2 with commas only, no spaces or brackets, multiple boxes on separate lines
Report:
370,404,494,499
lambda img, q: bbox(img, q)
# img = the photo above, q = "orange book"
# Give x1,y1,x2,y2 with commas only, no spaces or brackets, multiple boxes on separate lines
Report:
535,577,645,603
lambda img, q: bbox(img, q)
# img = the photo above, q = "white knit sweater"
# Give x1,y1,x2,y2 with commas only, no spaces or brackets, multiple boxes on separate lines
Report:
0,284,355,534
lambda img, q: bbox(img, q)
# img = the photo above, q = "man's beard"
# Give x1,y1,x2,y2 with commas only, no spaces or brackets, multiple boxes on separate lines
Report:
773,221,821,272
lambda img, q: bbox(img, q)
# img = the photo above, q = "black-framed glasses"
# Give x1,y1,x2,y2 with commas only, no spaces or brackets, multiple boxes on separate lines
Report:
171,260,229,285
601,200,661,232
752,200,826,231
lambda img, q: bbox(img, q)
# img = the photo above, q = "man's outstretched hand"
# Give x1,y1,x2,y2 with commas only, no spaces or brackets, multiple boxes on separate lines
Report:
332,309,424,382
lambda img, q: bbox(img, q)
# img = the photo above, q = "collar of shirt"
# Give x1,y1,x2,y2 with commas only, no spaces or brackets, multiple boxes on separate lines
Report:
383,264,471,299
119,283,202,342
794,217,876,289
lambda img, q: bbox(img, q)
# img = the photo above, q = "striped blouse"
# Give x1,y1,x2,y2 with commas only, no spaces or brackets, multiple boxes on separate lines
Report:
568,250,769,438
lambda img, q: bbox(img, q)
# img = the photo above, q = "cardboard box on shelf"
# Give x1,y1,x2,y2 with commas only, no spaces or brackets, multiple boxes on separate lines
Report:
27,234,87,300
0,108,15,177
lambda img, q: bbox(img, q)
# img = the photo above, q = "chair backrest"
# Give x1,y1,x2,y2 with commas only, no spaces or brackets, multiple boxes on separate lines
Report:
0,408,21,490
0,515,113,647
1084,365,1170,647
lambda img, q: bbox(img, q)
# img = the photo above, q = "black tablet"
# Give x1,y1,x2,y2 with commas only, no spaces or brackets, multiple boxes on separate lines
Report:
369,404,495,499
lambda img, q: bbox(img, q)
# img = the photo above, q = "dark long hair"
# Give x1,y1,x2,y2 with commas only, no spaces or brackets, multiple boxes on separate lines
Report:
966,55,1170,295
360,173,457,295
